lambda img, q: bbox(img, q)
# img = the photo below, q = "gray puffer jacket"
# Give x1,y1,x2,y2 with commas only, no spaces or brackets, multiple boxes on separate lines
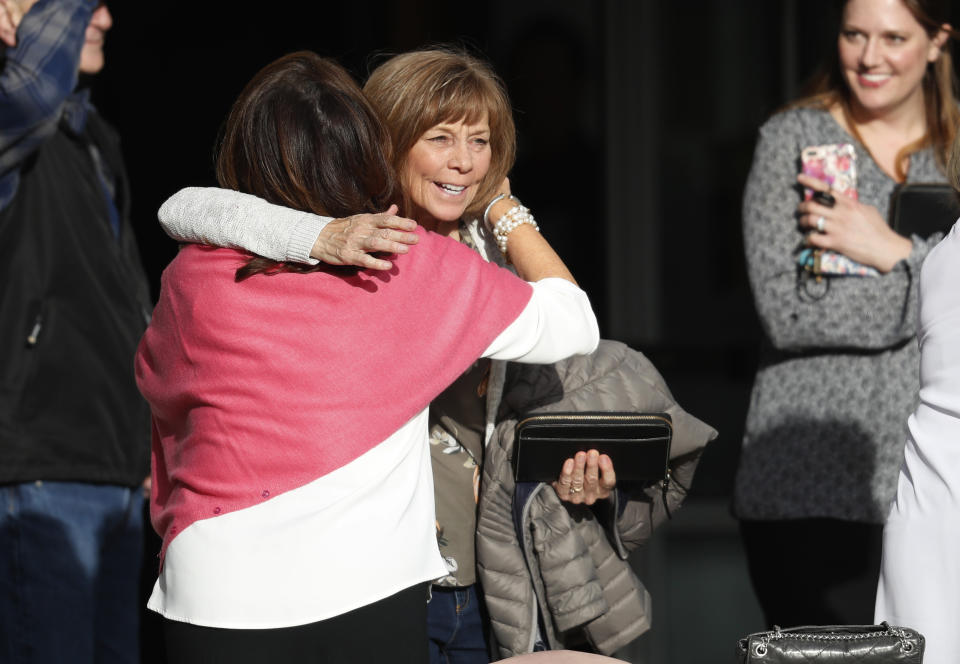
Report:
477,340,717,658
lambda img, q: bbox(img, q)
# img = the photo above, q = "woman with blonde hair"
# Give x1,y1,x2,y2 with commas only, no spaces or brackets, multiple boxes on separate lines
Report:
735,0,956,628
156,47,697,661
138,50,599,663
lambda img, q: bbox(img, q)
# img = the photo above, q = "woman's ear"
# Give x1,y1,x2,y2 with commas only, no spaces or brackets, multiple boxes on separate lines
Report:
929,23,952,61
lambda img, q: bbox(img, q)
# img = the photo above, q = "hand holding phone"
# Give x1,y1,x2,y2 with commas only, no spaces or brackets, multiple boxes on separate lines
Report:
797,143,879,278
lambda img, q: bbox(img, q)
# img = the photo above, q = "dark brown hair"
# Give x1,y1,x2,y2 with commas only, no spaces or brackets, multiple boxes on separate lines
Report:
215,51,397,280
363,48,516,218
792,0,958,181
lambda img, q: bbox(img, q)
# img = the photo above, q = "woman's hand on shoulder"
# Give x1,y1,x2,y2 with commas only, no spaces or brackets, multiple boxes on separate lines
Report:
795,173,913,273
552,450,617,506
311,204,419,271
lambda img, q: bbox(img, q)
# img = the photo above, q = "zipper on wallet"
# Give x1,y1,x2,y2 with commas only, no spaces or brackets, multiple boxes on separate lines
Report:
517,413,672,430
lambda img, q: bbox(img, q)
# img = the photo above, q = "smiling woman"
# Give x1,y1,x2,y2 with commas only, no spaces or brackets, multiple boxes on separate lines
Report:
400,118,492,230
153,46,674,661
138,50,600,664
362,49,517,243
835,0,951,177
734,0,959,630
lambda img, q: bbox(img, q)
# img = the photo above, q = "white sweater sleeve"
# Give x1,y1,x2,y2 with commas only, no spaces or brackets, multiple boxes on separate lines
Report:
157,187,332,265
482,277,600,363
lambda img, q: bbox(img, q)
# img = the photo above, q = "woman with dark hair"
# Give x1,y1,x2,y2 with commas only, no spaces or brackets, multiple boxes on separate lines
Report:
136,51,599,663
153,47,706,661
734,0,955,628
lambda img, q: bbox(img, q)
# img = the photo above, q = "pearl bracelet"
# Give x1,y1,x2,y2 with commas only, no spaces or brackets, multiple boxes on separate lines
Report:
492,204,539,255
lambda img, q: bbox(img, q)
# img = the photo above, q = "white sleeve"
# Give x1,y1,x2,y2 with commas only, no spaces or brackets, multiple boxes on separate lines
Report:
157,187,332,265
482,277,600,363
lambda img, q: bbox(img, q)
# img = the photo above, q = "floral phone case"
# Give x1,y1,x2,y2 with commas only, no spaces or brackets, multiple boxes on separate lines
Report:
801,143,858,199
798,143,878,278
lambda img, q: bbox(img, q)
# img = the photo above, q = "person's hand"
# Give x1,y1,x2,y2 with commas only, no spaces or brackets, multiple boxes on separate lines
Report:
311,204,419,270
497,177,512,198
796,173,912,273
552,450,617,506
0,0,39,47
141,475,152,498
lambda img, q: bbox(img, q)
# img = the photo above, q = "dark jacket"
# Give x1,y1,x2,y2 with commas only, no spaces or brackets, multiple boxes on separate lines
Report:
0,111,152,486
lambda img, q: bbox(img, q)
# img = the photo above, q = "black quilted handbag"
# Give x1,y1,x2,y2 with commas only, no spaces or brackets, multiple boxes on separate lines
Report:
736,623,924,663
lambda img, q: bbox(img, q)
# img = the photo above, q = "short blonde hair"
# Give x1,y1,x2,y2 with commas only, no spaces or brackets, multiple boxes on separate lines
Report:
364,48,516,218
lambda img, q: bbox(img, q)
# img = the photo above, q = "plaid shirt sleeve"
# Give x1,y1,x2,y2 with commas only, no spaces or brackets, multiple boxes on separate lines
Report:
0,0,96,209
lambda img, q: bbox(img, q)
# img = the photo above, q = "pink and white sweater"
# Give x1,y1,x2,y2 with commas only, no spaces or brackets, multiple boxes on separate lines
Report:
136,227,598,628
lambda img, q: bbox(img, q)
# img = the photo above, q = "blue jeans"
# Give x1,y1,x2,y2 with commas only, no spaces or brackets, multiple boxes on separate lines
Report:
427,584,490,664
0,481,144,663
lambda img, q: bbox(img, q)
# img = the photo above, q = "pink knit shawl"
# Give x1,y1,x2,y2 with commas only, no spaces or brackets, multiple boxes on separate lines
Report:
136,227,532,558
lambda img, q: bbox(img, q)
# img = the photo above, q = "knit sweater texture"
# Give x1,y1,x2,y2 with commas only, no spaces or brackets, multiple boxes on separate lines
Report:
734,106,945,523
137,229,532,559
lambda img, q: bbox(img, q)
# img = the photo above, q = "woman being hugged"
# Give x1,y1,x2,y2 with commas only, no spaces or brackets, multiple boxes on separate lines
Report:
138,51,598,664
734,0,956,628
155,47,699,661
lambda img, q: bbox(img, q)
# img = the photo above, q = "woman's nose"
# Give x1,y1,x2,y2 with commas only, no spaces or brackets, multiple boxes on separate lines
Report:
448,141,473,172
860,37,881,67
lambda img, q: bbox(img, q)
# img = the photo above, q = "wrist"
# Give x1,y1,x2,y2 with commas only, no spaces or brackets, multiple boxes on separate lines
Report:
486,197,515,227
482,194,507,229
297,214,332,265
308,216,340,263
492,199,539,255
878,234,913,273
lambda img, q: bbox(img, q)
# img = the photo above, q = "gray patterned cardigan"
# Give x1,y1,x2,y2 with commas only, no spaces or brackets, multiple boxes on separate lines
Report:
734,107,946,523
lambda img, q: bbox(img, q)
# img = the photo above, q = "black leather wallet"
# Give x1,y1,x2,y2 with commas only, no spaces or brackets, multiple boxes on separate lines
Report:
512,412,672,482
889,182,960,238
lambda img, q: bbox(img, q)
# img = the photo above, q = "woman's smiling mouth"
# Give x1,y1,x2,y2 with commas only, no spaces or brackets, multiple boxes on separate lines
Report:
858,72,891,87
437,183,467,195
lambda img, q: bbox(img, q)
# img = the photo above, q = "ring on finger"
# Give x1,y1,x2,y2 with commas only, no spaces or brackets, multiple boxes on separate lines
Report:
816,216,826,233
569,485,583,493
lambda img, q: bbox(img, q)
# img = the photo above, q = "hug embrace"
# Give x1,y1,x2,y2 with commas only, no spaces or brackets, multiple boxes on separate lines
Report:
141,47,715,663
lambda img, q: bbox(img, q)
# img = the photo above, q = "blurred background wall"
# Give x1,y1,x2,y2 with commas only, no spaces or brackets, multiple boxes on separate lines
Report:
91,2,960,662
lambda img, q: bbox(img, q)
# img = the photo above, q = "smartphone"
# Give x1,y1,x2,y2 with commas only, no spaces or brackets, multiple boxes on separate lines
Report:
800,143,858,200
797,143,878,277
